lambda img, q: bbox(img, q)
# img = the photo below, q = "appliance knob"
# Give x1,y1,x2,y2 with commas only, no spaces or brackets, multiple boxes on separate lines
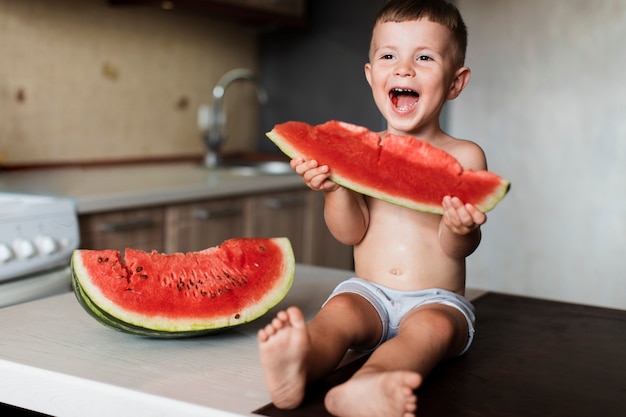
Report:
0,243,14,263
35,235,58,255
13,238,37,259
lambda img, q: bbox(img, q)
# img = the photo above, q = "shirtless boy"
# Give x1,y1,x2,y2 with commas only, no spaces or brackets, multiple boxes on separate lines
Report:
258,1,487,416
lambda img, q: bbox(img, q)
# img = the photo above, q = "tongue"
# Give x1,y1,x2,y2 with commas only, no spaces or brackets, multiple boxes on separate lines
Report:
394,94,419,110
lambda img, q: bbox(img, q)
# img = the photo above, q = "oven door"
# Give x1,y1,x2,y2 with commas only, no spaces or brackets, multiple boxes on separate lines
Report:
0,265,72,308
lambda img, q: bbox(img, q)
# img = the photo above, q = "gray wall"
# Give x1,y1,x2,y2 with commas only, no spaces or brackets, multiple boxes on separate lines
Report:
451,0,626,309
259,0,385,152
260,0,625,310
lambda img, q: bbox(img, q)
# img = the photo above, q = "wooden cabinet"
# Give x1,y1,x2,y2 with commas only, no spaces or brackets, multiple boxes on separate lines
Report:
207,0,306,17
108,0,307,29
79,187,353,270
244,189,309,262
306,192,354,270
164,197,245,253
79,207,165,253
164,189,309,262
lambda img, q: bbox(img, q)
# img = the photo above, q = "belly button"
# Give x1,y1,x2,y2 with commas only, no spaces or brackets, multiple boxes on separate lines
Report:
390,268,401,276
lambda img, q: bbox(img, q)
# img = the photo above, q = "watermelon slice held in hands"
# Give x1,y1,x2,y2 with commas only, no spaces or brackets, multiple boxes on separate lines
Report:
71,237,295,338
266,121,510,214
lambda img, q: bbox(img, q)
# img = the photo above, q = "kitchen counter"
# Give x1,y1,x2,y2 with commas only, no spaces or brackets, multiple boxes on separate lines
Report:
0,261,490,417
0,163,305,214
0,264,353,417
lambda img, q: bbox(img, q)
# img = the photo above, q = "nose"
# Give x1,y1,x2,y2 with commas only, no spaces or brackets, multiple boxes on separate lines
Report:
394,59,415,77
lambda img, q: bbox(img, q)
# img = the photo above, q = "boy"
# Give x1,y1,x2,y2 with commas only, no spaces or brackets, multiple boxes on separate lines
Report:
258,1,486,416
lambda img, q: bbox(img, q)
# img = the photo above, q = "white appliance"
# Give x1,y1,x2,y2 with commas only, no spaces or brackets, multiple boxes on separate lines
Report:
0,192,79,308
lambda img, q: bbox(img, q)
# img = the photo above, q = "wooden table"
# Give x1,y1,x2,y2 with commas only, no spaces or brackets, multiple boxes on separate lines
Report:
257,292,626,417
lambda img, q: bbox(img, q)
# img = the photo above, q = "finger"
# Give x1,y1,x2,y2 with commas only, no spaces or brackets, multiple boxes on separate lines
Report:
456,205,475,227
443,206,461,229
303,165,328,182
466,203,487,226
444,197,463,222
290,157,303,169
450,197,480,226
294,159,316,175
310,171,333,190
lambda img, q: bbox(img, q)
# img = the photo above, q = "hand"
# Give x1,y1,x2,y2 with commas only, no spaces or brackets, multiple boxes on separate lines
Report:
441,196,486,235
291,158,340,192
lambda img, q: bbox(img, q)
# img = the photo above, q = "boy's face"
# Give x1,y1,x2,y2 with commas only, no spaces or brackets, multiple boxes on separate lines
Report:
365,18,468,137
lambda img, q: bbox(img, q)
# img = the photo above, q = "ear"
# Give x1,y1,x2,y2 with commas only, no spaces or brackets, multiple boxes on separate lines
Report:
364,62,373,87
447,66,471,100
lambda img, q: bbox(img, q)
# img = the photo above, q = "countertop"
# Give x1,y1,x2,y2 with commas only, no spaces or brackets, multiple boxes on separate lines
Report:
0,264,353,417
0,263,486,417
0,163,305,214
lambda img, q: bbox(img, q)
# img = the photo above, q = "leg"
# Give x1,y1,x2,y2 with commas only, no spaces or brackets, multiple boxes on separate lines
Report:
258,293,382,409
324,303,469,417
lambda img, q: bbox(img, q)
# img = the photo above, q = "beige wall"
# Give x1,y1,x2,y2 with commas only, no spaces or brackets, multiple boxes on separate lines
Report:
0,0,260,165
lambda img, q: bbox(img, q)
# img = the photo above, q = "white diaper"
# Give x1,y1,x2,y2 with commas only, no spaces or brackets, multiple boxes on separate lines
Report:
324,277,476,355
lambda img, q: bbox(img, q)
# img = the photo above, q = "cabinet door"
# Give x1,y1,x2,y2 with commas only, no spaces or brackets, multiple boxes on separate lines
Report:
244,190,308,263
108,0,307,27
165,198,245,253
209,0,306,16
307,192,354,270
79,207,165,253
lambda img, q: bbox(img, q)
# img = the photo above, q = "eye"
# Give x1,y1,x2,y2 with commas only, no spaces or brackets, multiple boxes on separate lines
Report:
380,54,394,60
417,55,433,61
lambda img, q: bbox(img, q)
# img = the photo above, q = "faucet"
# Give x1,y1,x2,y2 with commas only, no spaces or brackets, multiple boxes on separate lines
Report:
201,68,268,168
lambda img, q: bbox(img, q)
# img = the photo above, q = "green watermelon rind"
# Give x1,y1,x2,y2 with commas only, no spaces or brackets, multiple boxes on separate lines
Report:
332,173,510,214
72,275,200,338
266,124,510,214
72,271,230,338
71,237,295,338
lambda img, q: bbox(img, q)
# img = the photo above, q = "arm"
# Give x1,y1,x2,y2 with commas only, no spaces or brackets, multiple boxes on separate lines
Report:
324,187,369,245
439,140,487,258
291,158,369,245
439,196,485,258
438,140,488,258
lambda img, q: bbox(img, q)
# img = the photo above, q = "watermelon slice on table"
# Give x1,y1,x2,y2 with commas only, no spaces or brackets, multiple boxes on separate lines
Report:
266,120,510,214
71,237,295,338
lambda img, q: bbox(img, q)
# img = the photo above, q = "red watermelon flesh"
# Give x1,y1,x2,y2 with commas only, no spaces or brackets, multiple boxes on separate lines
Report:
266,121,510,214
71,237,294,337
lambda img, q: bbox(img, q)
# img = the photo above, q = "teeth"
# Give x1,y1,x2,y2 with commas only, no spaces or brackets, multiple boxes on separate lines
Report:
391,88,418,96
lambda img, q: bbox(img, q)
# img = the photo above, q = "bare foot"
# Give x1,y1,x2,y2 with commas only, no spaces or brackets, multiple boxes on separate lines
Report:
324,370,422,417
258,306,310,409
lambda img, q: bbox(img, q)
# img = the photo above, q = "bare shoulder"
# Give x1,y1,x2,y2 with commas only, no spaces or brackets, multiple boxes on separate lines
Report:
441,137,487,171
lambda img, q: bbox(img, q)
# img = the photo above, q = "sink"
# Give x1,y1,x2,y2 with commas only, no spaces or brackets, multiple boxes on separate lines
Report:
212,161,294,176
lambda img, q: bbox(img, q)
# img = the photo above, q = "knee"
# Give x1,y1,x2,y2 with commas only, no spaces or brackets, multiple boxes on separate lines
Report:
417,307,457,335
403,306,467,355
319,293,383,347
323,293,372,318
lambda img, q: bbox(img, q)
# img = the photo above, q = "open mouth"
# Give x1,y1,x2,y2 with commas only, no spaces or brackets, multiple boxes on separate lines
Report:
389,88,419,111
